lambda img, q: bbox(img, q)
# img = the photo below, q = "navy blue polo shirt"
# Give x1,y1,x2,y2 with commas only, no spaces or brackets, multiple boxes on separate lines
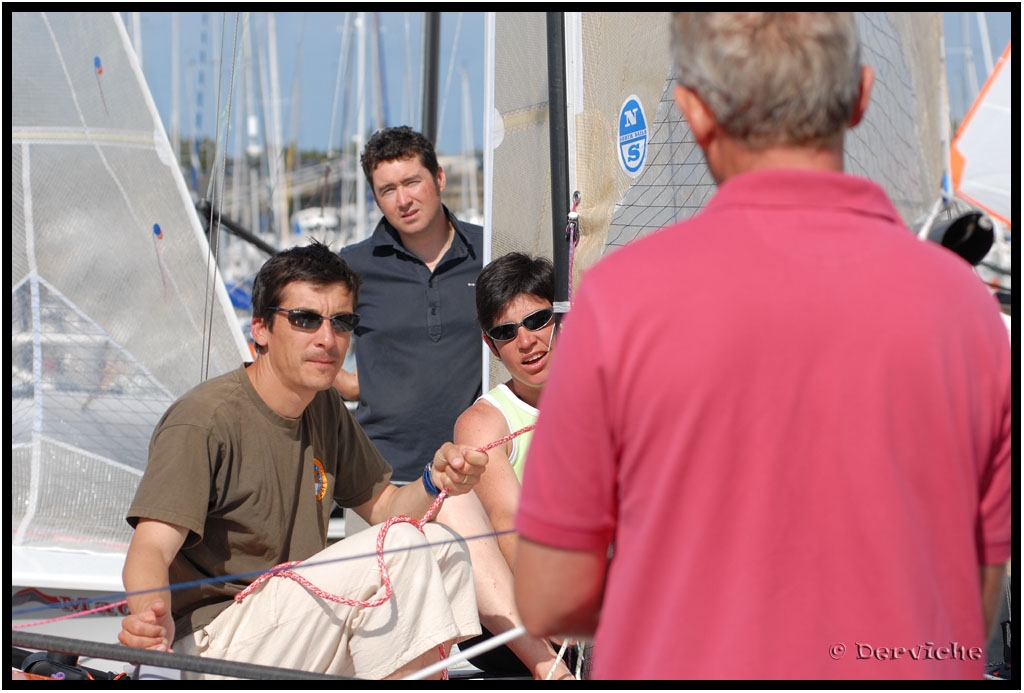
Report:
338,207,483,482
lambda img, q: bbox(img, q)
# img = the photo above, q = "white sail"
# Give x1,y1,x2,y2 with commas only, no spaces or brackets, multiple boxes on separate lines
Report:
11,10,250,639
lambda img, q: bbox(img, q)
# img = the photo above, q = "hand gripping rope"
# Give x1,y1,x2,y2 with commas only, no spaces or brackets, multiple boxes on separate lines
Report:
233,423,537,679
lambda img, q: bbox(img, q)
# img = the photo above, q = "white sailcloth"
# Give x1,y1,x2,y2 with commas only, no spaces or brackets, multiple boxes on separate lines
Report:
11,10,250,632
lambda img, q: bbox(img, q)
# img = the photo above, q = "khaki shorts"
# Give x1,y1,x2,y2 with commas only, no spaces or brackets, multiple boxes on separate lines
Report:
176,522,480,679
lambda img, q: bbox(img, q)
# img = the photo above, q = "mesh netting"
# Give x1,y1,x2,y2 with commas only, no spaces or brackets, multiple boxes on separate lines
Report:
487,12,945,387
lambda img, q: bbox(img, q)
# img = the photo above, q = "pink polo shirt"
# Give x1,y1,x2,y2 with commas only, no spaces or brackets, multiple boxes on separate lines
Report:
517,169,1011,680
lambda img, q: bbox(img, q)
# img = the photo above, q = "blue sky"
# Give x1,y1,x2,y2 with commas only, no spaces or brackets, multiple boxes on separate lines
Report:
125,11,485,157
942,11,1014,126
124,11,1012,158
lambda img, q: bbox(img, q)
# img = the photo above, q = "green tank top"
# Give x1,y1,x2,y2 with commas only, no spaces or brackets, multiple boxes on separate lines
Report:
480,383,538,482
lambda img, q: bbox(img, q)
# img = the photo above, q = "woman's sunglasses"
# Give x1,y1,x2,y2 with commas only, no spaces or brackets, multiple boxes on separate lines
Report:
484,307,555,342
269,307,360,333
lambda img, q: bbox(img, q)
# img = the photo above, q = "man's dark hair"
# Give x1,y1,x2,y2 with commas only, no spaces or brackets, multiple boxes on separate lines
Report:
360,125,440,186
475,252,555,330
250,239,361,352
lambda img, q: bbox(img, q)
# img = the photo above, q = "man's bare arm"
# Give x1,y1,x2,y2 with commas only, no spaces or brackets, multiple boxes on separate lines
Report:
980,562,1008,637
514,537,607,640
119,519,188,651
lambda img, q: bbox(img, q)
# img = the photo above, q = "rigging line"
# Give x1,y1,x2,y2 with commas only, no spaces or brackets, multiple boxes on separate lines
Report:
202,13,234,205
372,12,390,129
435,11,464,146
326,12,352,157
11,529,514,621
14,425,538,622
285,12,307,220
201,13,241,383
14,599,128,631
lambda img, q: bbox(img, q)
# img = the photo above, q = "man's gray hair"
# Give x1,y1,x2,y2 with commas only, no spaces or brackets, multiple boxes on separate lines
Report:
671,12,863,149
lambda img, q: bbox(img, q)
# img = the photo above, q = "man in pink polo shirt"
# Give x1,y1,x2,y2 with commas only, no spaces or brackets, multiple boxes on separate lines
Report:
513,12,1011,680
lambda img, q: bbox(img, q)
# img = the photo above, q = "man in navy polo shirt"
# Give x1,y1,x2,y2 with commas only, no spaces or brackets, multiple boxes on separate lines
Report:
337,126,483,505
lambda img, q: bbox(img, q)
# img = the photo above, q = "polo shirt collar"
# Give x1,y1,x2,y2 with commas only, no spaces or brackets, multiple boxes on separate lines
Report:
368,205,473,260
709,169,903,225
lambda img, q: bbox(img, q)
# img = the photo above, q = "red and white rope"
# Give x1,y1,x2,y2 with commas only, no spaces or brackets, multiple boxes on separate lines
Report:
234,424,537,678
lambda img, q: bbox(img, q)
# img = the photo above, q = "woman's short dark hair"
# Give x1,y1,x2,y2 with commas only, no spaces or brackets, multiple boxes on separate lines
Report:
475,252,555,330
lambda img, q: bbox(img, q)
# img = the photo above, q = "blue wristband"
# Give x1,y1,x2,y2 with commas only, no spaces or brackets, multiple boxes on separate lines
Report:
422,464,441,497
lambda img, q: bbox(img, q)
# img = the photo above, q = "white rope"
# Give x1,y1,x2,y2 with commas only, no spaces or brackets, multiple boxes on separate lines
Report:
546,638,571,681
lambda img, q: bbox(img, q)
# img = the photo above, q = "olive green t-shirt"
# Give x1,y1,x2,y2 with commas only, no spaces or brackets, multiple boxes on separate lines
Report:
127,364,391,636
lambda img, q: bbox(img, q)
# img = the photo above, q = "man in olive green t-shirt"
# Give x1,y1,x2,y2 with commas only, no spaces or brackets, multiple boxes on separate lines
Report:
118,240,488,679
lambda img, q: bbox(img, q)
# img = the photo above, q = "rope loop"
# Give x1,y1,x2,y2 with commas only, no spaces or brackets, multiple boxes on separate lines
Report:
16,427,540,679
231,425,536,678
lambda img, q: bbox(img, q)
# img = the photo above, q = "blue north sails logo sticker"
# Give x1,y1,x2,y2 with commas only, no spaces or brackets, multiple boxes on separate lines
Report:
618,95,648,178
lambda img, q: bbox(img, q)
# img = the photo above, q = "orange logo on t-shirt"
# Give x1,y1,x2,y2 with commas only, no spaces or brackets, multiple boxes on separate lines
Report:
313,457,328,502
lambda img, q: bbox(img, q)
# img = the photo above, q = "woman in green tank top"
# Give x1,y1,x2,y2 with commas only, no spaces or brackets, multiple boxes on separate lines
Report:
437,253,573,679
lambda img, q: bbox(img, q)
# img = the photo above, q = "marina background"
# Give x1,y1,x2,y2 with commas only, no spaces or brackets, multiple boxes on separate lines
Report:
122,11,1013,160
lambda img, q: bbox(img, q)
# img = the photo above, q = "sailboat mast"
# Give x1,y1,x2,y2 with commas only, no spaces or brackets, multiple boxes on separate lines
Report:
959,12,980,111
243,13,262,236
355,12,367,241
267,13,288,249
327,13,353,158
170,12,180,164
372,12,389,131
288,18,305,233
974,12,994,76
546,12,571,326
403,14,416,127
230,24,245,222
421,12,441,144
460,68,477,216
188,13,211,195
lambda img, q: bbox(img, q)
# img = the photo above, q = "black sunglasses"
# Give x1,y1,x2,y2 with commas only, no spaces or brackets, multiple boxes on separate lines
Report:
485,307,555,342
269,307,360,333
